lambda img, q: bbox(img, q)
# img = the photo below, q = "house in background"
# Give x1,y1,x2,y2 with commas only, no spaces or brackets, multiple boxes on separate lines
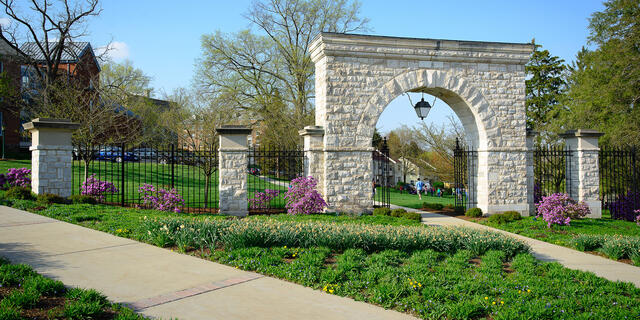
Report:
0,36,24,152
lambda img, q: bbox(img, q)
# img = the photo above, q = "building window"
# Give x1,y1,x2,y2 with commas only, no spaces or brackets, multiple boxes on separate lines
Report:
0,61,4,73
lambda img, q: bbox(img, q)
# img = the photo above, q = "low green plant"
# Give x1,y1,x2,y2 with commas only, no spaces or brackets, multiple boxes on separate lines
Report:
390,208,407,217
423,202,444,210
0,263,38,286
465,207,482,218
372,207,391,216
503,211,522,221
599,236,640,260
0,307,22,320
36,193,68,205
573,234,606,251
0,287,41,309
24,275,66,296
401,211,421,222
5,186,35,200
487,214,510,224
69,194,98,205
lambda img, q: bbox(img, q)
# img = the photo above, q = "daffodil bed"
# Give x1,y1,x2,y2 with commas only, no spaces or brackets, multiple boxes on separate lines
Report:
4,200,640,319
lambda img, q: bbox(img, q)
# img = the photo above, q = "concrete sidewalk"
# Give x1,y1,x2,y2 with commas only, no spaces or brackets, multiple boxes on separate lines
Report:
389,204,640,287
0,206,415,320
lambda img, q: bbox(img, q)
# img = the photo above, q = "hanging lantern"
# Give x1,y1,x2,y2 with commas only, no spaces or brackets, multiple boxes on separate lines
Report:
413,97,432,120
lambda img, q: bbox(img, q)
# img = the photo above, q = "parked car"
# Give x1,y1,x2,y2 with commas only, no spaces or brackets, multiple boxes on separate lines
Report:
131,148,158,159
95,147,139,162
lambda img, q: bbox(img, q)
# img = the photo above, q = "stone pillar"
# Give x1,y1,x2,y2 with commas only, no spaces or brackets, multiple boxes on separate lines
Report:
299,126,324,193
217,126,251,216
562,129,604,218
23,118,80,197
525,129,538,217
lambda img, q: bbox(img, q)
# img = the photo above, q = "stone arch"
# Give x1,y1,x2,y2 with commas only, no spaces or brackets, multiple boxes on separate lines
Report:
305,32,533,215
356,69,489,150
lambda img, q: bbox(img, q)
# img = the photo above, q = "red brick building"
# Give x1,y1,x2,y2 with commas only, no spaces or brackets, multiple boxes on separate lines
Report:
0,37,24,150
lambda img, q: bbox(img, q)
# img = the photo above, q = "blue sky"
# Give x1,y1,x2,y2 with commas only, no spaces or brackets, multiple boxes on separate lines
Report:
33,0,607,133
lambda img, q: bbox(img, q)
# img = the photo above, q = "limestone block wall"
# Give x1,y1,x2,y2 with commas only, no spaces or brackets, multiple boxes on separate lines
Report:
309,33,533,214
31,146,73,197
563,130,603,218
218,151,248,215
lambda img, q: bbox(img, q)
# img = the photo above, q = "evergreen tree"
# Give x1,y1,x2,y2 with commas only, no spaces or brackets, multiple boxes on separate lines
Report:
559,0,640,147
525,39,566,144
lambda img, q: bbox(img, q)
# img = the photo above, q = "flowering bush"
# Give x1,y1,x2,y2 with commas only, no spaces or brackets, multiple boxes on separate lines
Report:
0,174,7,188
284,176,327,215
635,210,640,227
608,191,640,221
536,193,591,228
249,189,280,209
81,174,118,201
5,168,31,188
138,183,184,213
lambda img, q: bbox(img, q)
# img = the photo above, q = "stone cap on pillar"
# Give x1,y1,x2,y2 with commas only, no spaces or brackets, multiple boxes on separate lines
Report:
215,125,252,135
23,118,80,132
560,129,604,138
299,126,324,136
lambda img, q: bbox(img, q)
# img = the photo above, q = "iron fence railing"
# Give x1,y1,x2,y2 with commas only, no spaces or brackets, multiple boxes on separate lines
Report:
599,146,639,221
373,138,391,209
453,139,477,211
247,146,303,213
72,144,219,213
533,145,573,203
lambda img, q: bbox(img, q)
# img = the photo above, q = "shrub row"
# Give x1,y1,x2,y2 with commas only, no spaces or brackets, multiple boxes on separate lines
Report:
487,211,522,224
573,234,640,264
372,207,421,221
139,217,530,258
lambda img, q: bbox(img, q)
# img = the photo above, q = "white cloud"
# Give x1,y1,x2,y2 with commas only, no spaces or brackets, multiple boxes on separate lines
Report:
0,17,11,28
96,41,130,61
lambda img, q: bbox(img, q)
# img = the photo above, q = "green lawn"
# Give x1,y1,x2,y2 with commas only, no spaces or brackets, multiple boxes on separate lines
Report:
6,198,639,319
0,257,147,319
479,212,640,249
0,159,30,173
381,187,456,209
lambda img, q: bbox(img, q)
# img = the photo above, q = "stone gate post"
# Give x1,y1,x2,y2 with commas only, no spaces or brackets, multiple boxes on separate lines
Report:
299,126,325,194
562,129,604,218
23,118,80,197
217,125,251,216
526,129,537,217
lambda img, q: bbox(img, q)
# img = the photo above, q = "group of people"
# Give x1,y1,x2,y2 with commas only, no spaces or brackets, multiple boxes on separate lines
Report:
414,178,442,200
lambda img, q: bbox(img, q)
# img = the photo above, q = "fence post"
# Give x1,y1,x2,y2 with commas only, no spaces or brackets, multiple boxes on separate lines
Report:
525,129,537,217
298,126,324,196
120,143,125,206
171,144,175,189
216,125,251,216
23,118,80,197
561,129,604,218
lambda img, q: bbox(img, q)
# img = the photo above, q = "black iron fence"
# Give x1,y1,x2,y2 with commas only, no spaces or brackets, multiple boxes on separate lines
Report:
72,144,219,213
247,146,304,213
599,146,639,221
373,140,391,209
533,145,573,203
453,139,477,211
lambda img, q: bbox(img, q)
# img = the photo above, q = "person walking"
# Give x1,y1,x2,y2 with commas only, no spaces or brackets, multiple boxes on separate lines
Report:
415,178,425,200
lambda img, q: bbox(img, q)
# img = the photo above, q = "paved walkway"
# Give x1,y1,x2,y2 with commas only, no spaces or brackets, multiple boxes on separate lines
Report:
389,204,640,287
0,206,415,320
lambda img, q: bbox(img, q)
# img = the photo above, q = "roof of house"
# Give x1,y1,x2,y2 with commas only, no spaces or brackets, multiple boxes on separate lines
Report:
20,41,100,71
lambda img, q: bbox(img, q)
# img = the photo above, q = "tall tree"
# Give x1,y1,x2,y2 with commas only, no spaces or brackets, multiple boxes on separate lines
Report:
195,0,368,147
525,40,567,144
559,0,640,147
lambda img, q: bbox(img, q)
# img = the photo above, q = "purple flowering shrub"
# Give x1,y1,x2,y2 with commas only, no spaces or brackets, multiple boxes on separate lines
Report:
608,191,640,221
138,183,184,213
3,168,31,188
635,210,640,227
81,174,118,201
249,189,280,209
0,174,7,188
284,176,327,215
536,193,591,227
